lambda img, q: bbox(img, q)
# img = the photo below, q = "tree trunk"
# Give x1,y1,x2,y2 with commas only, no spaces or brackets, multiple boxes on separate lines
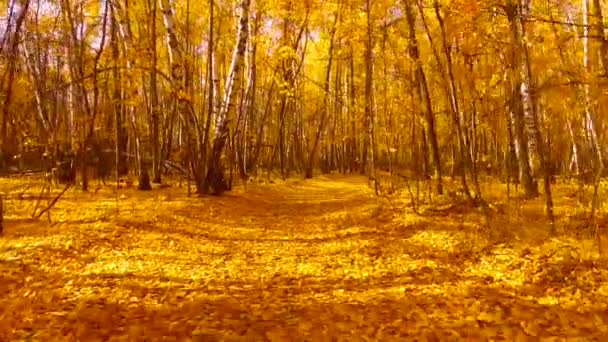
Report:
348,41,357,173
200,0,216,191
204,0,251,194
584,0,605,173
404,1,443,195
364,0,377,188
113,0,147,190
1,0,30,159
236,8,259,185
591,0,608,75
506,0,538,198
420,0,471,198
567,119,581,175
509,0,553,225
150,0,161,184
249,81,274,176
159,0,201,191
306,12,337,178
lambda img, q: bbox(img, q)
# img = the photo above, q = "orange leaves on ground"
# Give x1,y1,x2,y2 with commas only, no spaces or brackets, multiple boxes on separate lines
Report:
0,175,608,339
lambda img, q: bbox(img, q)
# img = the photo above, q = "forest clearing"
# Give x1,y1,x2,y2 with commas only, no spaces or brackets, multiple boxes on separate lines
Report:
1,174,608,340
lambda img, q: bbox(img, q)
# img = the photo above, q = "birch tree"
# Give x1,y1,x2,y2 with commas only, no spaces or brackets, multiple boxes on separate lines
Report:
505,0,537,198
159,0,202,191
204,0,251,194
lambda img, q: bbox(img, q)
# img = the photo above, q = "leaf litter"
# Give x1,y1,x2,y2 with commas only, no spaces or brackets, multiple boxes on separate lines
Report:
0,175,608,340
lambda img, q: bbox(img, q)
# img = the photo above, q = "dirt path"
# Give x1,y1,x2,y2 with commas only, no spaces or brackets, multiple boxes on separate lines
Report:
1,175,608,340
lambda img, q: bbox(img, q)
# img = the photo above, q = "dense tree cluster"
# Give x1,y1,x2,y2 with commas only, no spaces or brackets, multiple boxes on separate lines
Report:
0,0,606,205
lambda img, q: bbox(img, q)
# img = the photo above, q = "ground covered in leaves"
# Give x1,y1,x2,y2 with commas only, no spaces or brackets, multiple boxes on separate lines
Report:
1,174,608,340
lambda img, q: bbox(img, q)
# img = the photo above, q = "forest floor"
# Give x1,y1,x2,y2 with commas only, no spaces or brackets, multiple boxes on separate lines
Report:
1,174,608,340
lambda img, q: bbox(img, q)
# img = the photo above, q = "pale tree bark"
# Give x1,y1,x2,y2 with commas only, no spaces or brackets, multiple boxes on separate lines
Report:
108,0,129,178
235,6,259,185
567,119,581,175
508,0,553,226
200,0,215,188
30,0,57,143
113,0,150,190
403,0,443,195
159,0,201,190
1,0,30,157
149,0,161,183
583,0,606,231
204,0,251,194
21,50,51,142
63,0,108,191
506,0,538,198
110,0,122,188
583,0,596,172
517,28,540,175
584,0,604,173
0,1,16,55
507,76,536,196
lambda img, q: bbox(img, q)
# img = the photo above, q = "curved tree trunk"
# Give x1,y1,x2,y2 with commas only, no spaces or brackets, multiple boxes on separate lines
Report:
204,0,251,194
160,0,201,191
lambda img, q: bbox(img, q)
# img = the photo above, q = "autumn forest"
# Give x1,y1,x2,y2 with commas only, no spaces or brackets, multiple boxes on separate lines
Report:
1,0,608,339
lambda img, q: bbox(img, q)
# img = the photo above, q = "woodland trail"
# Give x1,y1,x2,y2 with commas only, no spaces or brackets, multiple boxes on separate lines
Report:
1,175,608,340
